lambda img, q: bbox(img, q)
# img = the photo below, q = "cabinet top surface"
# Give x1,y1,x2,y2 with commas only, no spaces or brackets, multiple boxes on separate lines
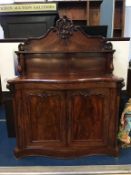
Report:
8,75,123,84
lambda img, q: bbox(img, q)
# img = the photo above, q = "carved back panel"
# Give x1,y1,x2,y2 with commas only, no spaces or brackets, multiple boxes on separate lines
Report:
16,16,114,78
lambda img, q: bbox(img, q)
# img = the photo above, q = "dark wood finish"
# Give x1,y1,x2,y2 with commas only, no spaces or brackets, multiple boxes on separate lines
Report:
0,37,129,43
58,1,87,21
107,37,130,41
113,0,125,37
7,16,123,158
1,37,128,139
127,60,131,97
58,1,102,25
89,1,101,25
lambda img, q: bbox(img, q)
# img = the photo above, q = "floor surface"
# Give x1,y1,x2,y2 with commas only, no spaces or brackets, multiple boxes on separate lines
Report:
0,104,131,174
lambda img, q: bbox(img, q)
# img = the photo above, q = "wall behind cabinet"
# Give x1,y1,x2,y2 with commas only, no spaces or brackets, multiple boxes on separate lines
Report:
100,0,114,37
124,4,131,60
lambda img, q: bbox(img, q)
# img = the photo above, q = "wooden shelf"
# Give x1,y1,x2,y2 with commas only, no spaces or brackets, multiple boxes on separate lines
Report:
58,1,102,25
113,0,125,37
72,20,87,26
89,1,102,25
113,28,122,37
58,1,87,21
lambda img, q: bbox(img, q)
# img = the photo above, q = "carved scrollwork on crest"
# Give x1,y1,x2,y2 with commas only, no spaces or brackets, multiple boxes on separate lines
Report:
18,43,25,51
55,16,77,41
104,42,113,50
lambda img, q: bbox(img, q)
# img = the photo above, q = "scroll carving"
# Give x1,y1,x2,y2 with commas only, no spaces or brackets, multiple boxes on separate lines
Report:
18,43,25,51
55,16,77,40
104,42,113,50
26,91,62,99
70,91,105,98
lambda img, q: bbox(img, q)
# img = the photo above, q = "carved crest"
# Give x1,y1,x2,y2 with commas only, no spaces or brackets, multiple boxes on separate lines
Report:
104,42,113,50
55,16,77,40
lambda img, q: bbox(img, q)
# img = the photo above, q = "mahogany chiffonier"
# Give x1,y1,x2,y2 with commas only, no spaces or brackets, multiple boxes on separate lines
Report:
7,17,124,158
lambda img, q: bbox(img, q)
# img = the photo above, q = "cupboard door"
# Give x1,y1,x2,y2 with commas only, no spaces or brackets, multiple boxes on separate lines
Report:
67,89,110,148
20,90,66,149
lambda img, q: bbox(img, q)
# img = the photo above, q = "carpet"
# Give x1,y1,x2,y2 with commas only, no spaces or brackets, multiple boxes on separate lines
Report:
0,104,5,119
0,121,131,167
1,103,131,167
